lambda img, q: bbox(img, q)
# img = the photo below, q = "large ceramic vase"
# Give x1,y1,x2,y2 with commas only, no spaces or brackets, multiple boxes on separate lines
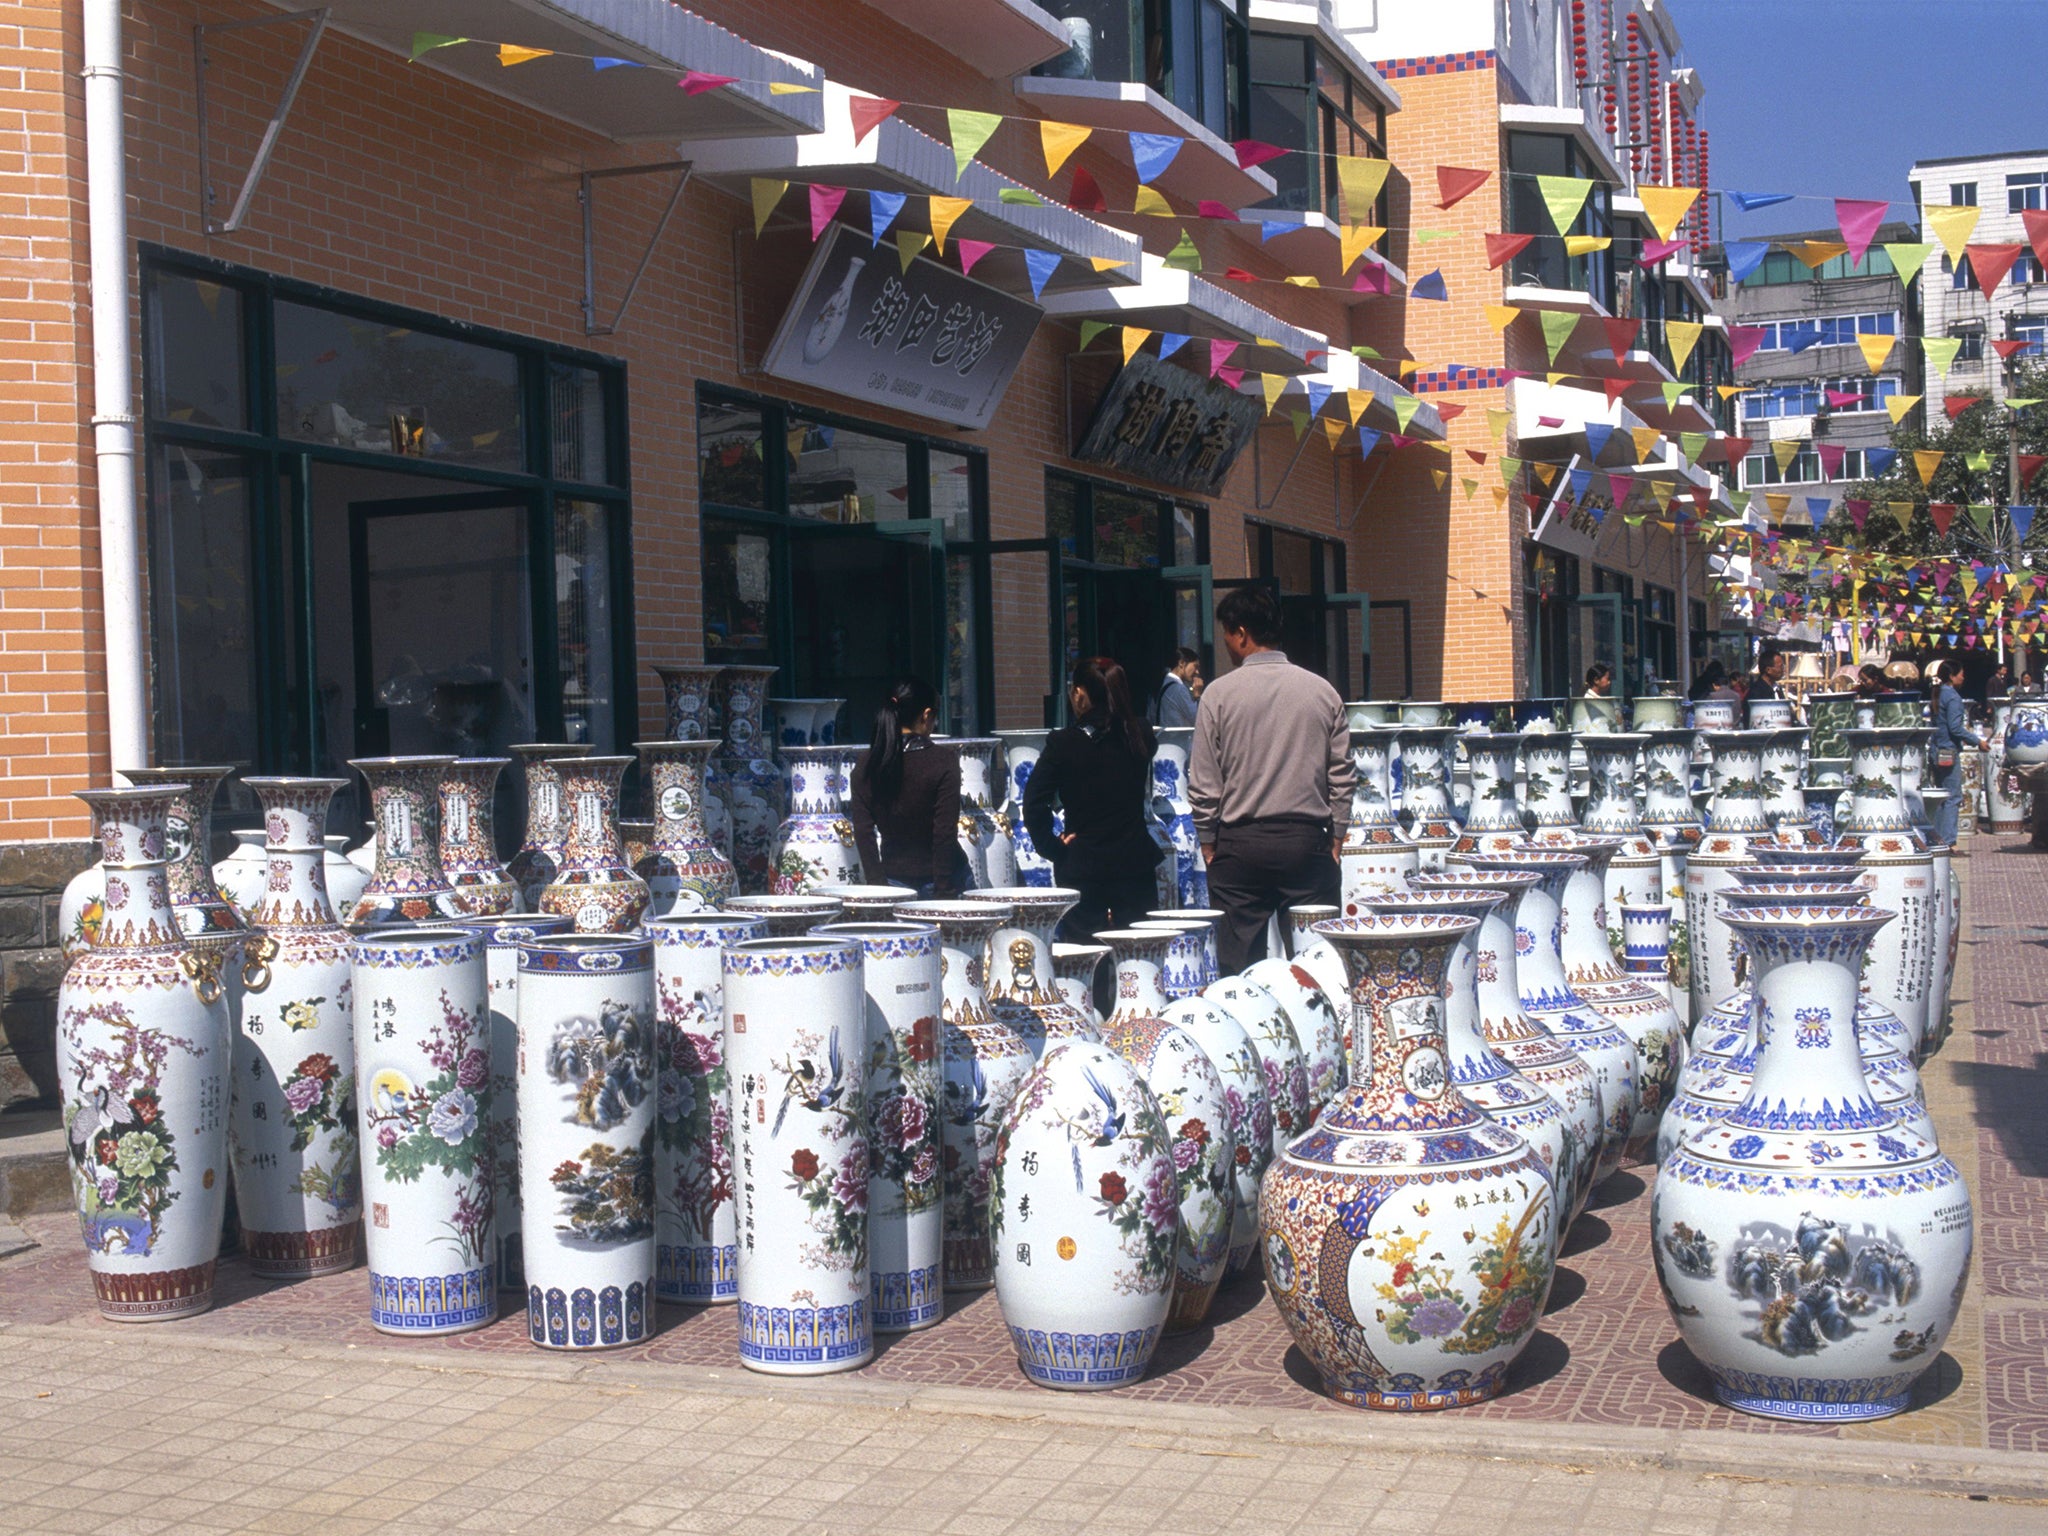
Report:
768,696,846,749
1205,971,1311,1157
1988,702,2029,830
1836,729,1937,1057
233,777,361,1278
722,935,872,1372
2005,698,2048,768
1460,849,1641,1184
118,766,246,962
655,663,724,741
1653,904,1972,1422
213,829,268,926
515,933,657,1350
1453,733,1527,857
1150,726,1207,907
1517,735,1577,836
995,729,1055,887
1409,868,1602,1224
818,921,945,1333
1096,932,1235,1332
351,926,495,1334
992,1039,1177,1389
1341,727,1421,911
506,744,593,909
1051,942,1108,1027
1134,916,1211,1001
723,893,844,936
347,757,471,927
636,740,737,916
1683,731,1775,1026
894,899,1033,1290
435,757,518,918
1899,729,1934,843
771,746,863,895
1261,913,1557,1411
1244,957,1345,1115
648,912,766,1305
1806,691,1855,762
952,738,1016,890
538,757,650,933
1361,888,1577,1212
1578,733,1660,899
57,786,234,1320
712,665,784,896
1160,994,1273,1278
1396,726,1461,870
968,886,1098,1057
1758,728,1812,841
474,913,575,1293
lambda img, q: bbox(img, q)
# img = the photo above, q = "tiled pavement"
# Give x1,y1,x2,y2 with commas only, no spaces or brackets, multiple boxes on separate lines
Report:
3,832,2047,1505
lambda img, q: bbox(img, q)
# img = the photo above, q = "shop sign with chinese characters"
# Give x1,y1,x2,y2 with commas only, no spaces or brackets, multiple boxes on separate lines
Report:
761,224,1040,431
1073,353,1264,496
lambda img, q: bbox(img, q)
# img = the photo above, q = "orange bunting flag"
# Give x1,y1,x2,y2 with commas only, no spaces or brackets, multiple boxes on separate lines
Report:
497,44,552,66
1340,225,1384,271
926,195,971,254
1040,121,1092,177
1629,426,1662,460
1120,327,1152,364
1913,450,1945,484
1784,240,1849,270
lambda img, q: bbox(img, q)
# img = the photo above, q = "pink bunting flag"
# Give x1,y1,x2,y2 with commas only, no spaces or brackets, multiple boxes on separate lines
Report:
1232,139,1288,170
1208,338,1235,378
955,238,995,275
1817,443,1845,478
1216,365,1244,391
1607,471,1635,505
1351,263,1390,294
1197,200,1236,219
680,70,736,95
1727,325,1767,366
1825,389,1867,409
1639,237,1686,265
1538,415,1565,428
1846,498,1871,531
808,183,847,240
1835,198,1889,263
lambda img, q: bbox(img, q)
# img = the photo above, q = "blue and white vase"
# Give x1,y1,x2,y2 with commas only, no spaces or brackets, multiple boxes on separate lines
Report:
1758,728,1814,842
724,935,873,1373
711,665,784,896
1452,732,1528,858
649,913,766,1304
1836,729,1937,1058
1150,727,1207,907
515,933,656,1351
1132,918,1211,1001
475,913,575,1293
1653,903,1972,1422
770,746,863,896
1396,726,1462,869
1517,734,1577,837
2004,699,2048,767
1683,731,1776,1026
952,738,1016,890
1342,727,1421,910
995,729,1055,887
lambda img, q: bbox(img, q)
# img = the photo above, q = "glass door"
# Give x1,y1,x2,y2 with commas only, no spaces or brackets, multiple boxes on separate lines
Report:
787,522,946,736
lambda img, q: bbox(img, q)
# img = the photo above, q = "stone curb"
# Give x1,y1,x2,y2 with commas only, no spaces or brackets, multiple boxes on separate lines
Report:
6,1317,2044,1502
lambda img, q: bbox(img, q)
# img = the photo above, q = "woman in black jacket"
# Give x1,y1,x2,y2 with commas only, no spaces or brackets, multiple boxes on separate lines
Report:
849,676,968,897
1023,656,1164,939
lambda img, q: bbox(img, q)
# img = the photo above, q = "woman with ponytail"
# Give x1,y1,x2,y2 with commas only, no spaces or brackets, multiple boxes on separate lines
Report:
1023,656,1164,938
849,675,967,897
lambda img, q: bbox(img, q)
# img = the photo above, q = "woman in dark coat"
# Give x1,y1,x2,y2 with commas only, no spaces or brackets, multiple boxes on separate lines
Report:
849,676,967,897
1023,656,1164,939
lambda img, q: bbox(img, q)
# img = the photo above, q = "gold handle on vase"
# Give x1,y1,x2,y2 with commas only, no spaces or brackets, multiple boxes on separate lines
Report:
180,949,224,1005
241,934,279,993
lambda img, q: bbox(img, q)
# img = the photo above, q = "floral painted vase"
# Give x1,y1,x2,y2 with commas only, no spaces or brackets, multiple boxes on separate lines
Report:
58,786,233,1320
894,899,1032,1291
647,913,765,1304
1758,728,1814,841
1836,729,1938,1057
712,666,785,896
771,746,864,895
1161,995,1273,1278
1243,957,1346,1117
1682,730,1775,1026
1050,942,1108,1027
1262,912,1557,1411
992,1040,1177,1389
538,757,649,934
1282,903,1348,1011
233,777,360,1278
994,729,1055,887
967,886,1098,1058
350,927,495,1335
1204,971,1311,1157
654,663,724,741
213,829,268,925
437,758,519,917
722,893,845,937
1653,904,1972,1422
1151,727,1207,907
347,757,472,928
636,739,737,917
1458,849,1641,1185
1395,726,1461,869
514,933,656,1350
506,744,594,909
724,935,873,1373
819,922,945,1333
1989,703,2032,828
952,738,1016,890
474,913,575,1293
1452,733,1528,858
1341,727,1420,912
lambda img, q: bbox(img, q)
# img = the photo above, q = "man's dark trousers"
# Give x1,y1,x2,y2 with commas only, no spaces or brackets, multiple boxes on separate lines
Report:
1206,816,1341,975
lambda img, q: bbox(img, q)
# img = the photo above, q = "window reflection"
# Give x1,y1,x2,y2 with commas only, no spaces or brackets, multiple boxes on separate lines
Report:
150,447,258,768
147,275,247,431
704,517,774,662
557,499,615,746
786,418,910,523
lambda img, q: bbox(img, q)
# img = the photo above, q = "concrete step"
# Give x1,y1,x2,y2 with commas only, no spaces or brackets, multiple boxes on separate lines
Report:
0,1104,69,1219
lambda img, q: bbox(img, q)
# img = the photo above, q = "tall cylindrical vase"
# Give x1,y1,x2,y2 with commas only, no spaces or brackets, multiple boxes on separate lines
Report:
636,740,737,916
1836,728,1937,1056
1758,728,1813,841
712,665,784,896
1683,730,1775,1026
506,744,594,909
649,913,767,1304
438,758,519,916
539,756,650,933
118,766,247,957
235,776,361,1278
953,738,1016,890
58,786,234,1320
1451,732,1528,858
724,936,873,1373
347,757,471,927
515,933,657,1350
995,729,1055,887
771,746,864,895
655,663,725,741
1517,735,1578,835
475,913,575,1293
1151,727,1207,906
1341,727,1421,911
351,927,495,1334
1395,726,1461,868
820,921,947,1333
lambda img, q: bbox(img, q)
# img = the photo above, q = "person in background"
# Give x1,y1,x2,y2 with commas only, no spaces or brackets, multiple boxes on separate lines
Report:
1189,586,1355,975
1155,646,1203,728
1855,663,1888,698
849,675,967,898
1987,661,2013,700
1688,658,1730,702
1024,657,1164,939
1583,663,1614,698
1928,659,1985,847
1745,644,1787,701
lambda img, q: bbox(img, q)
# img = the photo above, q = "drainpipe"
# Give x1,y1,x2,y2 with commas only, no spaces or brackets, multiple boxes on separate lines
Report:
83,0,151,775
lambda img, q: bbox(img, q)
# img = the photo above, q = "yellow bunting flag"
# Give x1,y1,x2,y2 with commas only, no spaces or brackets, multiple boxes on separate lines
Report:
1485,304,1520,334
1260,373,1289,415
1666,319,1703,373
1765,491,1792,520
1629,426,1662,460
1132,184,1173,217
751,178,788,236
1487,407,1510,444
1530,462,1558,488
1040,121,1092,178
1773,439,1802,473
1087,256,1127,273
1883,242,1935,284
1784,240,1848,270
896,230,932,272
1540,309,1579,363
1717,385,1750,401
1857,332,1896,372
1890,500,1916,533
1492,486,1510,510
1340,225,1384,272
1887,394,1921,424
1323,418,1348,450
946,109,1002,179
498,44,551,66
1921,336,1961,376
1120,327,1152,364
1638,185,1702,241
1927,204,1979,261
1648,482,1674,511
1913,449,1945,484
1431,468,1449,490
1564,236,1611,256
1345,389,1373,425
768,82,818,95
1285,275,1320,287
1334,156,1391,222
926,195,971,254
1537,175,1594,234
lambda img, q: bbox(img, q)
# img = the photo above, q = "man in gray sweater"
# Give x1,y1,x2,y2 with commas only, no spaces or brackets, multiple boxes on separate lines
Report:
1189,586,1355,974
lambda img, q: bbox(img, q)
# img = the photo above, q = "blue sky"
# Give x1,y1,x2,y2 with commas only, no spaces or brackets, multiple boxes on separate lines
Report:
1678,0,2048,237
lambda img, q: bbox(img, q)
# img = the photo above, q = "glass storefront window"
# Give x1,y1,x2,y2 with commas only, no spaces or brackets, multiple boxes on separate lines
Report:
699,397,767,510
150,446,258,767
556,500,615,747
1049,474,1081,557
946,552,979,732
1171,504,1203,567
928,450,978,539
1093,490,1160,568
147,274,247,431
786,419,910,524
550,363,616,487
274,300,524,471
704,517,775,662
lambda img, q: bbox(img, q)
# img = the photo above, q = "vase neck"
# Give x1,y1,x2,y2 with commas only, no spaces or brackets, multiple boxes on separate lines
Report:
785,750,850,817
1557,864,1620,976
1582,745,1643,832
521,759,570,850
558,766,627,870
1843,742,1912,832
1735,921,1885,1122
1640,736,1699,823
1510,878,1583,1008
1329,931,1465,1111
1520,742,1576,825
1106,942,1171,1023
1396,733,1451,816
365,767,449,888
984,913,1062,1006
650,748,715,850
438,773,501,872
255,845,336,927
933,924,996,1025
1707,746,1771,833
1348,736,1397,828
1471,904,1528,1028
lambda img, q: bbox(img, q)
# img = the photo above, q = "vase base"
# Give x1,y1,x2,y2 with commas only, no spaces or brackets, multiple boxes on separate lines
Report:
872,1262,943,1332
1325,1377,1504,1411
368,1264,496,1334
1712,1386,1910,1423
1010,1322,1161,1390
657,1242,736,1303
1165,1276,1222,1333
91,1259,218,1322
244,1221,362,1279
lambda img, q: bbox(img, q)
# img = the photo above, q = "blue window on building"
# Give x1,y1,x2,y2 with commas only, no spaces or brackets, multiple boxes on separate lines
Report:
2009,172,2048,213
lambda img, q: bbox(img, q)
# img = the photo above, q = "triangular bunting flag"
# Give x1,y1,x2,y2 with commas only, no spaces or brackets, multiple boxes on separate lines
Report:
1564,236,1611,255
927,195,971,254
1966,242,2026,294
1158,333,1189,360
1666,319,1703,373
1132,184,1173,217
1772,439,1803,474
1067,165,1107,213
2020,454,2047,487
408,32,465,60
956,239,995,276
1913,449,1945,484
497,45,552,66
1867,445,1898,476
2013,505,2037,541
1882,241,1935,285
1640,237,1686,265
1639,185,1701,241
1886,395,1920,425
1485,232,1535,269
1922,336,1961,376
1260,373,1289,414
1856,332,1895,372
1725,241,1770,284
1890,500,1917,533
868,189,906,246
1785,240,1849,270
1163,228,1202,272
1078,320,1112,351
1339,225,1384,271
1437,166,1491,208
1130,132,1183,183
1929,501,1958,535
1836,198,1889,263
1335,156,1391,221
1928,203,1980,261
1412,270,1448,301
1023,248,1060,301
680,71,736,95
947,109,1002,178
1485,303,1520,334
1539,309,1579,363
1727,325,1767,366
1232,139,1287,170
751,178,788,236
1120,327,1151,364
849,95,900,145
1208,339,1235,378
1040,121,1092,177
1629,426,1662,460
1730,191,1794,212
896,230,932,273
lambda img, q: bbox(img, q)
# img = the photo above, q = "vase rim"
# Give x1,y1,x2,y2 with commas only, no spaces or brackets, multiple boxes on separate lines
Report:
1051,941,1111,958
1412,868,1540,894
1718,902,1895,933
518,931,652,956
1149,907,1223,920
447,756,510,771
814,883,917,898
1362,889,1505,916
1578,731,1649,746
726,935,861,956
817,920,940,942
351,924,482,950
76,783,187,810
120,763,236,780
347,754,458,771
1616,901,1673,916
1464,848,1586,870
507,742,595,757
1311,912,1480,945
726,895,846,912
1730,862,1864,882
634,738,721,753
1718,882,1871,904
244,775,351,791
647,913,766,935
1092,927,1173,945
893,900,1010,925
969,885,1082,904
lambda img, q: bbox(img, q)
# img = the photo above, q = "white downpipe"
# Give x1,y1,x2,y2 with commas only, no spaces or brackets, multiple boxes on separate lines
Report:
83,0,150,775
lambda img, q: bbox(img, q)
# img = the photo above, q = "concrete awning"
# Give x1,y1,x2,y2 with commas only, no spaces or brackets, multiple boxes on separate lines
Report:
1012,77,1278,208
1274,348,1445,439
676,82,1143,299
1505,283,1612,320
1038,252,1330,373
850,0,1073,78
1233,209,1406,300
291,0,827,141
